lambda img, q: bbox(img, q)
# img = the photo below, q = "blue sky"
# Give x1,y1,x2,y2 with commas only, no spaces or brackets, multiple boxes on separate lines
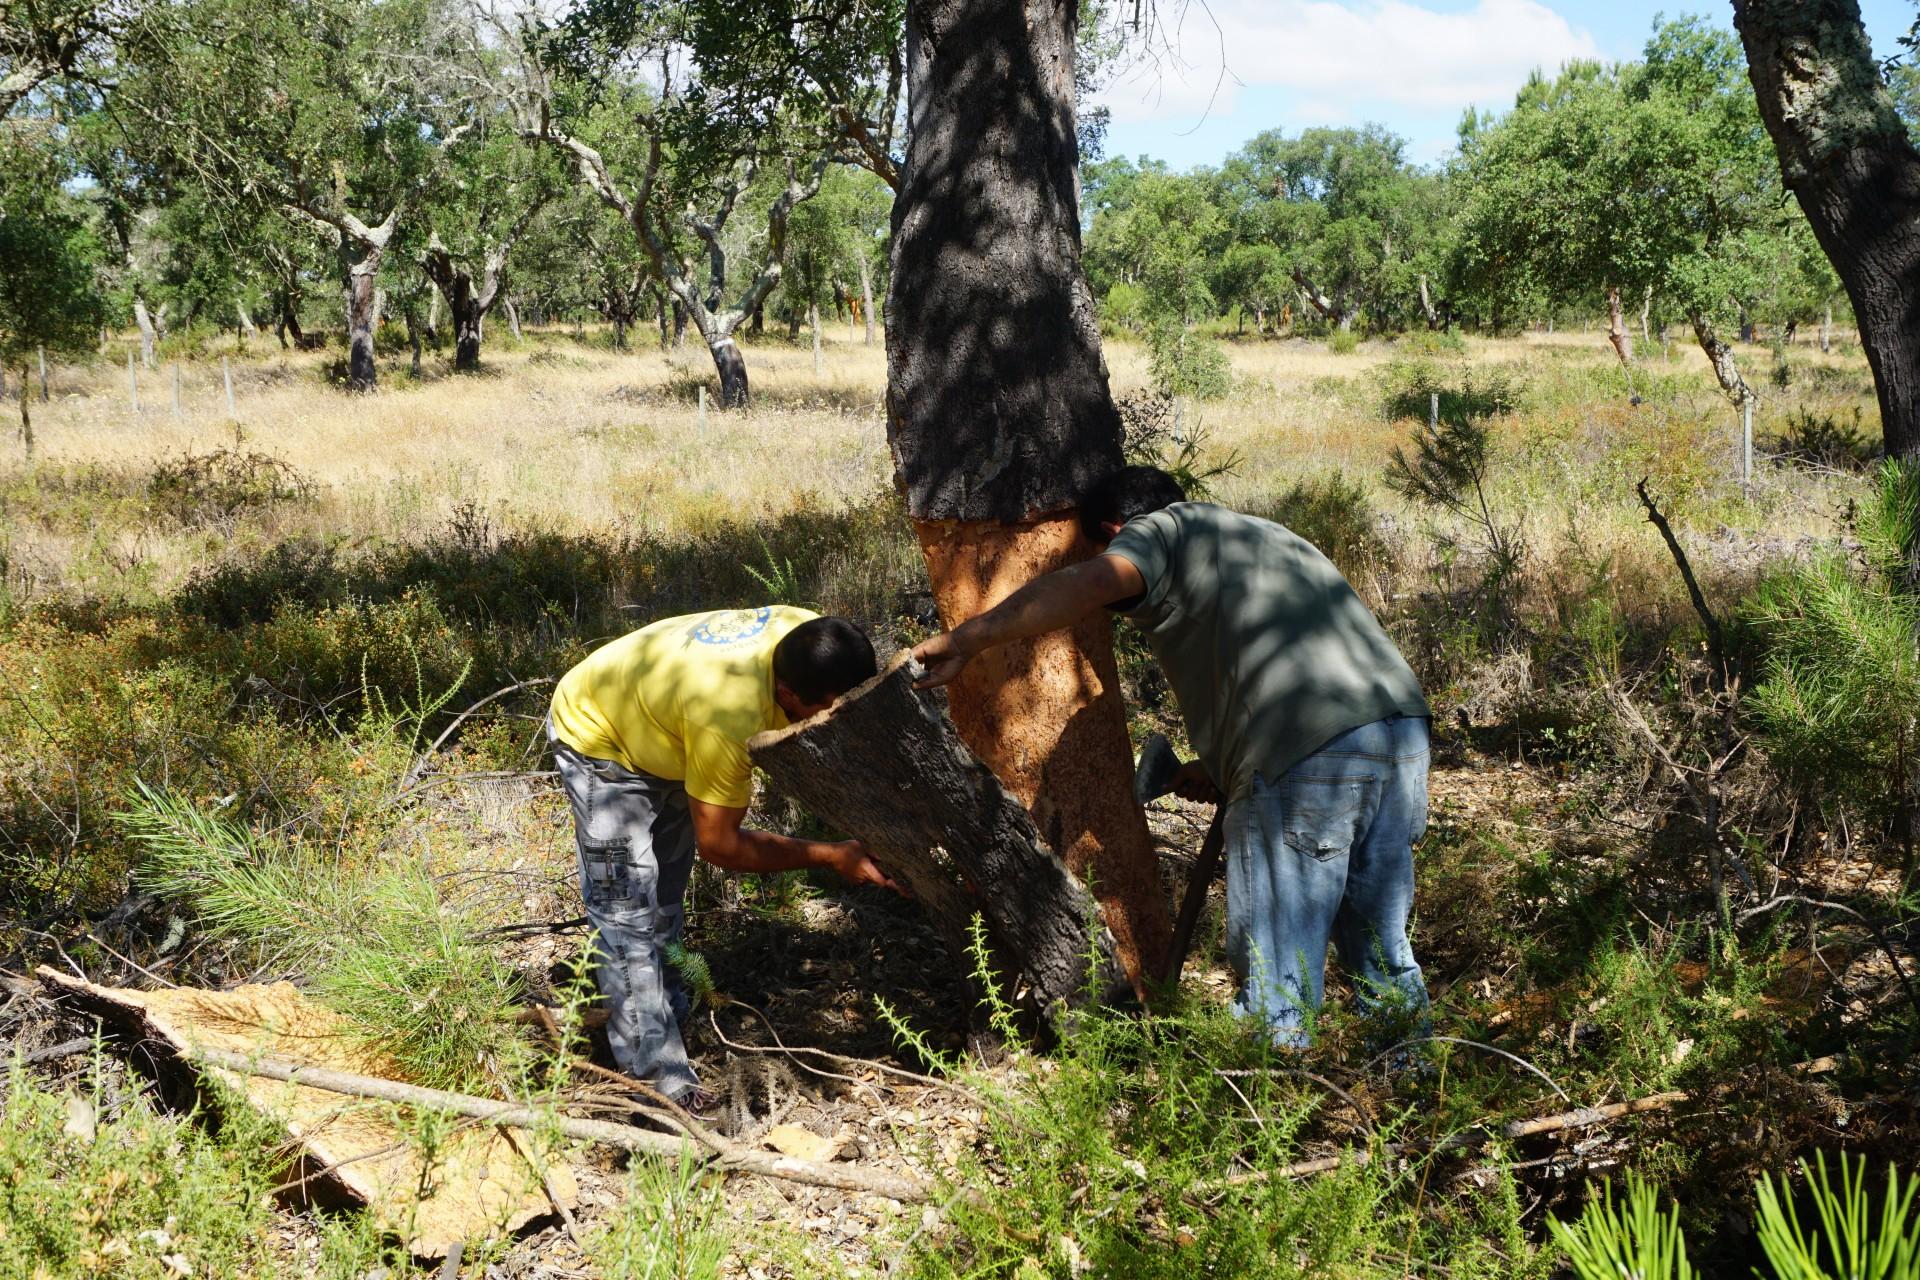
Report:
1093,1,1916,170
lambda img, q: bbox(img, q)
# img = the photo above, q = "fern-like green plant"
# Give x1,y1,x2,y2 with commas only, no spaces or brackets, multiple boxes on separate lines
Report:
1755,1153,1920,1280
1550,1171,1696,1280
662,941,715,1009
742,537,809,607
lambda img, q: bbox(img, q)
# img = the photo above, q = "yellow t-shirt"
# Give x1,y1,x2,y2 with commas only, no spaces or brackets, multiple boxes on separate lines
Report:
548,606,814,808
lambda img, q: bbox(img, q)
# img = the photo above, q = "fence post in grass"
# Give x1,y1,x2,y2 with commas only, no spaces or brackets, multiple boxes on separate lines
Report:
37,346,48,401
171,363,182,418
1741,399,1754,497
223,356,236,416
129,350,139,412
1429,391,1439,431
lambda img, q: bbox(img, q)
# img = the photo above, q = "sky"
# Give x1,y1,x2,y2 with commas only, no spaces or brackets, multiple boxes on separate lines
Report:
1091,0,1917,170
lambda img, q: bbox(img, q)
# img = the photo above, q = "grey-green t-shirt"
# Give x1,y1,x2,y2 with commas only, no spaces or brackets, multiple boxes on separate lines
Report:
1106,502,1428,801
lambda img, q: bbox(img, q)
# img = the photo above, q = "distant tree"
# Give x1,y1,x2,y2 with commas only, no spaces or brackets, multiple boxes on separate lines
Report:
0,141,108,453
1732,0,1920,469
524,7,840,407
1456,19,1794,407
1214,125,1441,333
1085,170,1229,395
1213,241,1290,333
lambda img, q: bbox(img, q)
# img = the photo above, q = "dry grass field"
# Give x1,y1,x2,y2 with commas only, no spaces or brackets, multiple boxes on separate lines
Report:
6,323,1875,610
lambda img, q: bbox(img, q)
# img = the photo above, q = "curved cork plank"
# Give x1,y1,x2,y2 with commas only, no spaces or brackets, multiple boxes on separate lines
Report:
748,654,1121,1016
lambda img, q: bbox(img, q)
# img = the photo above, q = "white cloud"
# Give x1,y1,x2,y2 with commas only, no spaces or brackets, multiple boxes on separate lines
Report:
1096,0,1602,126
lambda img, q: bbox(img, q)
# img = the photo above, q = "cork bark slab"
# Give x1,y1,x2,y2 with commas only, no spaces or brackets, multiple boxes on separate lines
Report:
913,514,1173,991
748,654,1121,1015
38,969,573,1259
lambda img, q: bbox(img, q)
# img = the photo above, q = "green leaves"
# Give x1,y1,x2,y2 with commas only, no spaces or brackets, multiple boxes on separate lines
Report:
1550,1172,1697,1280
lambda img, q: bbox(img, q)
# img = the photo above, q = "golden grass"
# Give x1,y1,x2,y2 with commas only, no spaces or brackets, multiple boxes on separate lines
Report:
5,324,1879,611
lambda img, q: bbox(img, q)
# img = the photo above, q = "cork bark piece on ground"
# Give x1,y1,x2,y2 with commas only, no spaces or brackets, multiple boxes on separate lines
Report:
37,968,573,1259
748,653,1121,1017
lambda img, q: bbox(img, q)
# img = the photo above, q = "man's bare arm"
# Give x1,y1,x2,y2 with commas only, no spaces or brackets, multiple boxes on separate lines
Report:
911,553,1146,688
688,798,907,894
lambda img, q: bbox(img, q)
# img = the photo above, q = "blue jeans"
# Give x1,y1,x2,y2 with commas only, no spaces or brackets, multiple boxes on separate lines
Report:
1226,715,1430,1047
551,736,700,1102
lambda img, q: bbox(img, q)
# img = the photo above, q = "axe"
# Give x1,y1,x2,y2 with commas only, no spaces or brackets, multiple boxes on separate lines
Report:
1134,733,1226,988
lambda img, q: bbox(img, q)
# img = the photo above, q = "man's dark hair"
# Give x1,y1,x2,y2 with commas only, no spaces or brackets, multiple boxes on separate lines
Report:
774,617,878,705
1079,465,1188,543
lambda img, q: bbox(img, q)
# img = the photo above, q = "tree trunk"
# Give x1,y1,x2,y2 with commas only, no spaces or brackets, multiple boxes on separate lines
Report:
406,307,423,377
887,0,1172,993
1691,313,1755,407
235,299,257,345
1418,274,1440,331
451,291,482,372
505,297,522,340
339,230,385,392
133,297,157,370
672,302,687,349
1733,0,1920,462
859,254,876,345
749,656,1123,1015
810,299,822,373
1605,285,1635,368
16,362,29,462
787,306,803,342
710,335,749,407
426,289,441,343
1640,286,1652,347
656,291,670,350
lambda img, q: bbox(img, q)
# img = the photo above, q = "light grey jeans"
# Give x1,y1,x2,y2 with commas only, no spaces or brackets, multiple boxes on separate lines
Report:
551,735,700,1102
1226,714,1431,1048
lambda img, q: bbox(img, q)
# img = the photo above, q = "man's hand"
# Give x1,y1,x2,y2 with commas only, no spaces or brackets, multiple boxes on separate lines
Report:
1171,759,1221,804
911,629,975,689
830,840,911,896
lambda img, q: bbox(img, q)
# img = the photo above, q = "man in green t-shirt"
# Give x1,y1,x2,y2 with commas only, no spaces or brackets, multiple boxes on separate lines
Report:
913,466,1431,1046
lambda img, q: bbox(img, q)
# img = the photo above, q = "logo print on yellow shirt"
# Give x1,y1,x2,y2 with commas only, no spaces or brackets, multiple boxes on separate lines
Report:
690,607,773,646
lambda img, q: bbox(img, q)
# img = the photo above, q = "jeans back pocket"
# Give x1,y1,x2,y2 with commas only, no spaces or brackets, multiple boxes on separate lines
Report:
1280,774,1375,861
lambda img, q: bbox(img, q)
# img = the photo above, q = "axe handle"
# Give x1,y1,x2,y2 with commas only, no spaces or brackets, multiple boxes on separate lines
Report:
1162,807,1226,988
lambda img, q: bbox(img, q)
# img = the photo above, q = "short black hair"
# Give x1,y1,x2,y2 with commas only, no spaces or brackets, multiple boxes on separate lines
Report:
1079,465,1188,543
773,616,878,706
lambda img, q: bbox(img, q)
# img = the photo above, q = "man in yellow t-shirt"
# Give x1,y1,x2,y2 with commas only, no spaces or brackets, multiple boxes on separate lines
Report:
548,606,901,1103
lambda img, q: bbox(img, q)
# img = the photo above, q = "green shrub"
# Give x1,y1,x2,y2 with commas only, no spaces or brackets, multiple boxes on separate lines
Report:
591,1152,729,1280
1554,1154,1920,1280
122,783,530,1093
0,1062,284,1280
1553,1172,1696,1280
1244,470,1392,582
1746,460,1919,828
1327,327,1360,355
1146,319,1233,400
1379,358,1522,424
1101,281,1149,335
1400,328,1467,356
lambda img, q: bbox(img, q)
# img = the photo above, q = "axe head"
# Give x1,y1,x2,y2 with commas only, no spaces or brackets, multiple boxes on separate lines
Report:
1133,732,1182,806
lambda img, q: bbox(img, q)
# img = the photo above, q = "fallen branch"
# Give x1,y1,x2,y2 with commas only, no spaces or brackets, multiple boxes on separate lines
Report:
1201,1057,1838,1191
1636,478,1725,676
400,678,555,791
187,1046,935,1204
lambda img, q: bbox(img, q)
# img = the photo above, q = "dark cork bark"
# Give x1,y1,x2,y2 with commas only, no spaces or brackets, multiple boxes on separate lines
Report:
748,655,1122,1017
1733,0,1920,462
885,0,1122,523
